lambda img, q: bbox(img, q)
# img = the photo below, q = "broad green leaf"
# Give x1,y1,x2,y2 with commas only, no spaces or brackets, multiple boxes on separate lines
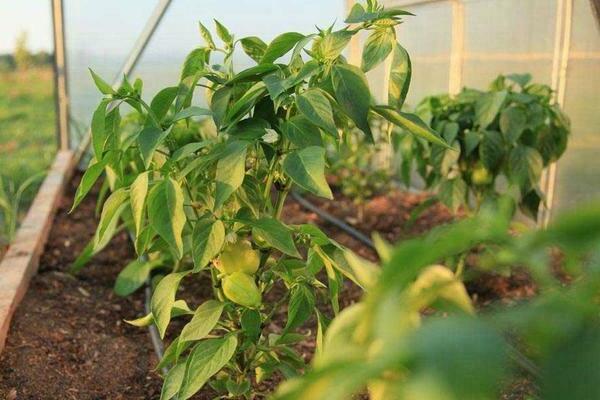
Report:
240,36,267,62
281,116,323,149
499,106,527,143
508,146,543,189
227,64,278,85
91,99,109,158
438,178,467,212
389,43,411,109
125,312,154,327
148,178,186,259
464,130,480,156
71,157,107,212
241,309,261,342
373,106,451,148
261,32,304,64
479,131,504,171
179,335,238,399
214,19,233,45
210,86,232,128
157,337,192,371
130,171,149,237
172,106,212,122
114,258,160,297
138,125,169,168
362,27,395,72
475,90,507,128
296,89,337,136
151,271,189,339
89,68,114,94
250,217,300,257
178,301,225,352
160,363,186,400
284,285,315,333
169,141,211,163
223,82,267,126
192,217,225,271
283,146,332,199
331,64,372,141
94,188,129,249
198,22,215,49
151,86,178,121
263,70,287,101
319,30,354,60
181,48,208,80
215,141,248,209
345,4,413,23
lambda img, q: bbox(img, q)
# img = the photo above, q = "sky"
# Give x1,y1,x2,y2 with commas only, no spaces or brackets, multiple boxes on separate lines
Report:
0,0,345,55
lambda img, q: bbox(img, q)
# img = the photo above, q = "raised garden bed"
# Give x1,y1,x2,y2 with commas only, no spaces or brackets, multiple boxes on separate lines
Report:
0,172,539,399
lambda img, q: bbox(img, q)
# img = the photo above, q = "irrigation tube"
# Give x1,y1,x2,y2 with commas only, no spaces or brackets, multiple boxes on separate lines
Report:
291,191,542,381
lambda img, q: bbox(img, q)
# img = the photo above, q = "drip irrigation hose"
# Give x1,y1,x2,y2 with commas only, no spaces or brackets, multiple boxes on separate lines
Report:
291,191,542,381
290,191,374,248
126,231,168,375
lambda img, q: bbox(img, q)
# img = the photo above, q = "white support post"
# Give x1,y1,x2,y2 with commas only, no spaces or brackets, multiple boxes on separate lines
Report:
448,0,465,95
51,0,70,151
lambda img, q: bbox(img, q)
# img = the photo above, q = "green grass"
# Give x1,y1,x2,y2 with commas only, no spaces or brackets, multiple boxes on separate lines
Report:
0,68,56,207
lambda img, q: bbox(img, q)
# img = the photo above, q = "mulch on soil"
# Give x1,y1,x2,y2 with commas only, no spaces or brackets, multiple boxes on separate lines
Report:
0,174,537,399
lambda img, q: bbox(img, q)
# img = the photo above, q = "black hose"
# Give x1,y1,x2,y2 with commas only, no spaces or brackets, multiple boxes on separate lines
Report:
290,191,374,248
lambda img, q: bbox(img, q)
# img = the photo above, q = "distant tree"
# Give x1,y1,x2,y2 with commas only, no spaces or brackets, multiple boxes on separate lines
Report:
14,32,33,70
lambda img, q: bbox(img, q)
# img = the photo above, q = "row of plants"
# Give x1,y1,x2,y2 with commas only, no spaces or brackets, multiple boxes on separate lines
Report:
69,1,595,399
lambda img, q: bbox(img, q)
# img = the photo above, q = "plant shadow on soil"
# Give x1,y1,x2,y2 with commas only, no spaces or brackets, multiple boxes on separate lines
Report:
0,173,537,399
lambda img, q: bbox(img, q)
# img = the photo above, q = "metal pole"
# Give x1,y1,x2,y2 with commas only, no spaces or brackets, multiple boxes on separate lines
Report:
75,0,173,161
51,0,70,151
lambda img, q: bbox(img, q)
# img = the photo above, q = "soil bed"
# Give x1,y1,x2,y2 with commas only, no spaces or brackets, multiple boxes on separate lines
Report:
0,174,536,399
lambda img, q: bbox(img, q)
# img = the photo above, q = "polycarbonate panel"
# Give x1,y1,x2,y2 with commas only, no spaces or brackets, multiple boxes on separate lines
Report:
64,0,159,147
462,0,558,88
554,0,600,211
133,0,345,106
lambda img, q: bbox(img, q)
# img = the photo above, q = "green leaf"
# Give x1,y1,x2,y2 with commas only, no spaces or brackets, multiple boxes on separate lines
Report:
198,22,215,49
179,335,238,399
362,27,395,72
214,19,233,46
215,141,248,210
281,116,323,149
241,309,261,342
284,285,315,333
91,99,109,158
499,106,527,143
508,146,543,189
160,363,186,400
261,32,304,64
263,71,287,101
319,30,353,60
151,86,178,121
181,48,208,80
147,178,186,259
223,82,267,126
283,146,332,199
89,68,114,95
389,43,411,109
373,106,451,148
439,178,467,212
192,217,225,271
130,171,149,237
71,158,107,212
345,4,413,23
138,125,169,168
114,258,160,297
331,64,372,141
94,188,129,250
151,271,189,339
475,90,507,128
296,89,337,136
210,86,232,128
227,64,279,85
240,36,267,63
479,130,504,171
172,106,212,122
250,217,300,257
179,301,224,349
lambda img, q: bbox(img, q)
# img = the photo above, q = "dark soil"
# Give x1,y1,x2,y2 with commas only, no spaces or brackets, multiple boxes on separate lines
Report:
0,174,164,400
0,174,536,399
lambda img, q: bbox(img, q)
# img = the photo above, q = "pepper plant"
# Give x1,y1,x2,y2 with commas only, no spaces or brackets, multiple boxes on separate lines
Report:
72,1,449,398
396,74,570,218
